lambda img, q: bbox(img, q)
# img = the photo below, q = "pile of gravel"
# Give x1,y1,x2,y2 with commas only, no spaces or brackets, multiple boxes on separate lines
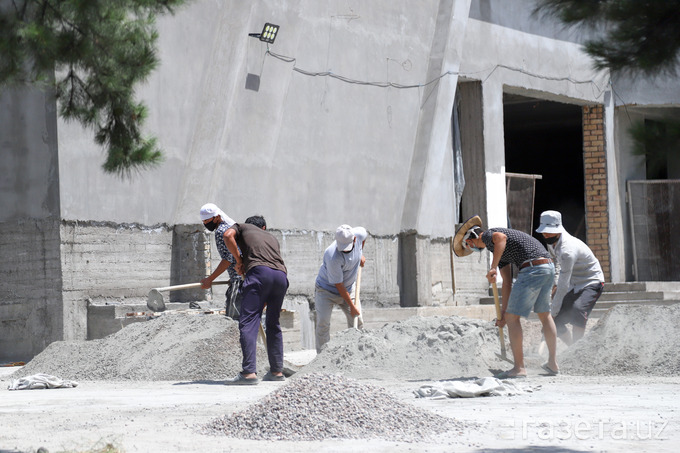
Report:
560,304,680,376
204,372,463,441
11,313,267,381
302,316,509,380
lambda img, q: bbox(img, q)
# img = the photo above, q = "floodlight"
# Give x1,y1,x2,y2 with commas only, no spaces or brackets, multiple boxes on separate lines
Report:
249,23,280,44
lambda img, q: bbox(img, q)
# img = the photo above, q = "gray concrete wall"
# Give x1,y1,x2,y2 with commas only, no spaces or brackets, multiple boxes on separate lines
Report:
470,0,590,44
0,86,60,221
611,71,680,107
55,0,447,236
209,228,458,308
51,2,611,243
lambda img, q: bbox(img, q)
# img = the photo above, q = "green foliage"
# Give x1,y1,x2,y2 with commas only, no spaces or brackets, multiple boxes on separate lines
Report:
0,0,188,177
629,119,680,178
535,0,680,75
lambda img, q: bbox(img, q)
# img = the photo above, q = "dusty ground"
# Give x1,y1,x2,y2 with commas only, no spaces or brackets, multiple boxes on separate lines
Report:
2,364,678,453
2,306,679,452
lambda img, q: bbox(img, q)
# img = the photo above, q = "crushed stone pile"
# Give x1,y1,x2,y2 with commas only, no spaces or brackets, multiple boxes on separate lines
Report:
302,316,510,380
203,372,464,441
560,304,680,376
11,313,267,381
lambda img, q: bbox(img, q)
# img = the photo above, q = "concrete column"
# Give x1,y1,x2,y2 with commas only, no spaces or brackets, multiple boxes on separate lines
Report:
401,0,472,235
399,231,432,307
170,225,212,302
481,79,508,229
603,91,625,282
399,0,471,307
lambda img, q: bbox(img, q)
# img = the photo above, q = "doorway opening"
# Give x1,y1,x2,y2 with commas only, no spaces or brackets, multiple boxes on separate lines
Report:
503,94,585,242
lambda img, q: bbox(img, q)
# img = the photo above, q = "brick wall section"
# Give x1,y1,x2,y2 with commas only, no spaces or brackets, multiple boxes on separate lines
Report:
582,105,610,280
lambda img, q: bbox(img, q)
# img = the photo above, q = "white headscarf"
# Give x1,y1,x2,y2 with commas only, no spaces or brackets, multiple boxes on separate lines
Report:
199,203,235,227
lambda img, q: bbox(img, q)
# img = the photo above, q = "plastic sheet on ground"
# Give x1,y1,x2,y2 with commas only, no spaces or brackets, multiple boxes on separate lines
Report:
414,377,541,399
8,373,79,390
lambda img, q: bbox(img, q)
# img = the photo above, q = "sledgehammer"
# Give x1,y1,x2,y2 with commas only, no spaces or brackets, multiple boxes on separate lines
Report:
146,281,229,312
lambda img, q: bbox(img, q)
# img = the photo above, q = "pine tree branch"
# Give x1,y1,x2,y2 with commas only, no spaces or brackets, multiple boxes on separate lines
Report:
1,0,188,178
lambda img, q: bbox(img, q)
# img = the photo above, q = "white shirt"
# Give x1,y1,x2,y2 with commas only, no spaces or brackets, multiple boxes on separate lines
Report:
548,231,604,314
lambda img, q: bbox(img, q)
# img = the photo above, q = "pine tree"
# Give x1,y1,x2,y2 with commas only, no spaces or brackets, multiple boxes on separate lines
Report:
537,0,680,172
536,0,680,76
0,0,188,177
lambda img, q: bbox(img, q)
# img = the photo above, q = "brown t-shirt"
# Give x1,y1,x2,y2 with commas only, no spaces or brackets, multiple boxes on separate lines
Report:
230,223,287,275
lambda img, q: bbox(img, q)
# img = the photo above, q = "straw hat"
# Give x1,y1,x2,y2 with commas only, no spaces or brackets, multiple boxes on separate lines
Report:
453,215,483,257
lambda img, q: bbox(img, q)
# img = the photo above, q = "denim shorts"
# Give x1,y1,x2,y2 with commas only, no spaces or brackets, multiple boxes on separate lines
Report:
506,263,555,317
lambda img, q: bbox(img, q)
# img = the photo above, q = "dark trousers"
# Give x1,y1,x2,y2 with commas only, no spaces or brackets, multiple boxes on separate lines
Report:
554,282,604,333
239,265,288,374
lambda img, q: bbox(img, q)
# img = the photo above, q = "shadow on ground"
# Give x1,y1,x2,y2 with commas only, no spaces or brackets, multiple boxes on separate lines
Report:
477,447,591,453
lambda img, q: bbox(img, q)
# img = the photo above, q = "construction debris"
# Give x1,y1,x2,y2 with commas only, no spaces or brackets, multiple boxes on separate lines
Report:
203,372,466,441
302,315,512,380
9,314,267,381
560,304,680,376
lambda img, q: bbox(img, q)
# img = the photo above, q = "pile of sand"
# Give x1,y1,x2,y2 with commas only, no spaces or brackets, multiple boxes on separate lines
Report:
560,304,680,376
302,315,510,380
10,313,267,381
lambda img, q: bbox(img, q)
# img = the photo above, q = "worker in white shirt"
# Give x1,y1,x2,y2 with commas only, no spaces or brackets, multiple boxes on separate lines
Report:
536,210,605,345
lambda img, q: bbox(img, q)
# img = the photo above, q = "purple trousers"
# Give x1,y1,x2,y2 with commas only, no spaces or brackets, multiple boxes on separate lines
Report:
239,265,288,374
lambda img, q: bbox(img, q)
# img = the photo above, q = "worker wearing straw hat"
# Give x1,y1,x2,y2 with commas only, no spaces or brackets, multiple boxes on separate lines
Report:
454,215,559,377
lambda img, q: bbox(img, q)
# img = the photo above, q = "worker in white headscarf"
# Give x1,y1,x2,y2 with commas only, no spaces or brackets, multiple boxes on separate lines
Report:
199,203,241,317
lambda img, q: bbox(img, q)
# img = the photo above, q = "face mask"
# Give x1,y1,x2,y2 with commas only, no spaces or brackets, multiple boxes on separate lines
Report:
544,235,559,245
204,219,219,231
465,240,483,253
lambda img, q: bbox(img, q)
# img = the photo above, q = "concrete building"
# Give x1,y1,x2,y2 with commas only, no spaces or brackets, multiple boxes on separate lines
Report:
2,0,679,360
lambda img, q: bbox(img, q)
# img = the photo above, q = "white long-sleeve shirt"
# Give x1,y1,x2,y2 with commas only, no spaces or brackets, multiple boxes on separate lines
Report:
548,231,604,314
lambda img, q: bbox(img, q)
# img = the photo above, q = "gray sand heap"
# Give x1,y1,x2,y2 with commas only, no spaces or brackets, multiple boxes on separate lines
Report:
303,315,510,380
11,313,267,381
204,372,464,441
560,304,680,376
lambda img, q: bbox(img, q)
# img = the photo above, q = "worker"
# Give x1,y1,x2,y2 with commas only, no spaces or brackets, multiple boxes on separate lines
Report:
314,224,367,353
454,215,559,377
536,210,605,346
222,215,288,384
199,203,242,318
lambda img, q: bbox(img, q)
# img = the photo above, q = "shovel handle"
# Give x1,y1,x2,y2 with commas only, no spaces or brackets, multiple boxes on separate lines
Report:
491,282,502,319
353,266,363,330
491,282,507,356
153,281,230,292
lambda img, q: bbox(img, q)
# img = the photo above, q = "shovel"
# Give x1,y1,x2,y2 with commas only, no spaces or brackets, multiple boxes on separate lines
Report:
146,281,230,312
491,282,511,362
352,266,363,330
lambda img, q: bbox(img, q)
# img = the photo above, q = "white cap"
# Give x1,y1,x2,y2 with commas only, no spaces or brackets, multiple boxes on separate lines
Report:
335,225,355,252
536,210,567,234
